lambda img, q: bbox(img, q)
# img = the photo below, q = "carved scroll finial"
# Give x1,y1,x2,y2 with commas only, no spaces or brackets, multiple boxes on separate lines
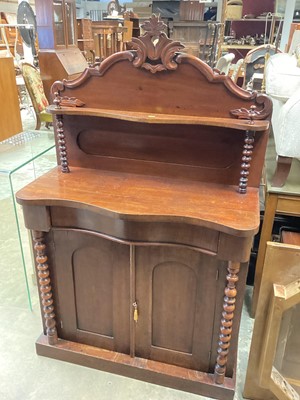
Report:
130,14,184,73
53,91,61,109
141,14,167,36
230,94,272,121
52,81,85,109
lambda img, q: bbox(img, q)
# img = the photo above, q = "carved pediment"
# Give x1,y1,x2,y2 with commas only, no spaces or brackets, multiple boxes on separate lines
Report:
129,14,184,73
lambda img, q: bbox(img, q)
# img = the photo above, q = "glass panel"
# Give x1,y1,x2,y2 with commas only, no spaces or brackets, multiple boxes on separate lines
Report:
65,1,75,46
0,131,56,310
53,0,65,45
274,305,300,394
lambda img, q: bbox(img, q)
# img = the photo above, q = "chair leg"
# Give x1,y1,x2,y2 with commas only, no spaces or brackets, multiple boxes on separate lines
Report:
35,115,41,130
271,156,293,187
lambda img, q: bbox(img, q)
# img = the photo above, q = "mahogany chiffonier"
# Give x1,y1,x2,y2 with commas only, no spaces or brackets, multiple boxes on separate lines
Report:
16,15,272,400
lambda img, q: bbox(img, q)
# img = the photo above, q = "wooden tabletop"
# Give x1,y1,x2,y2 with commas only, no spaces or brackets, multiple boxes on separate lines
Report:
16,166,260,237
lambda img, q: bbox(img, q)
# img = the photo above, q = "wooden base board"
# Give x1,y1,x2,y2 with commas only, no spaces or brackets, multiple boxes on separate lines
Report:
36,334,235,400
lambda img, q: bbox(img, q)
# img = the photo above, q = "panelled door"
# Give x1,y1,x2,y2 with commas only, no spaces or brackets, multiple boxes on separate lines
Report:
134,245,219,371
51,229,131,355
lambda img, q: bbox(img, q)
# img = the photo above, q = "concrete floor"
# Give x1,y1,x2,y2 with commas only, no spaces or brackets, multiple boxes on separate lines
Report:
0,109,254,400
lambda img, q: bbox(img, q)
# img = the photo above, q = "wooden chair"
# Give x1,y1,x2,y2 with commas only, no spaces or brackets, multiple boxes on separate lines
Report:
230,58,244,85
21,62,52,130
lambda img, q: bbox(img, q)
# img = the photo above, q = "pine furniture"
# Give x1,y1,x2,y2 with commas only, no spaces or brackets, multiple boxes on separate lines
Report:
245,235,300,400
0,56,22,141
251,137,300,317
16,15,272,400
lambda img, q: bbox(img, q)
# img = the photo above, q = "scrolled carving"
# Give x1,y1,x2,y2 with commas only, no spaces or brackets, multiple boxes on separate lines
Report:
52,81,65,109
130,14,184,73
230,94,272,121
214,262,240,385
33,231,58,346
59,97,85,108
52,81,85,109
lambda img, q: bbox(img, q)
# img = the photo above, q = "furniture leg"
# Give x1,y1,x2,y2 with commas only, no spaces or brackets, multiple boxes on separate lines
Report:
32,230,58,345
271,156,293,188
251,192,278,317
214,261,240,385
35,115,41,130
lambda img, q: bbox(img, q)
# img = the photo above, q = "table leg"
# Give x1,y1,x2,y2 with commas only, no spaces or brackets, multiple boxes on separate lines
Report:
251,192,278,317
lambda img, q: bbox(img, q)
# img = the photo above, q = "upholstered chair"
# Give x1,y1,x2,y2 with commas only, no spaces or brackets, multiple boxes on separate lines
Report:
265,52,300,186
21,63,52,130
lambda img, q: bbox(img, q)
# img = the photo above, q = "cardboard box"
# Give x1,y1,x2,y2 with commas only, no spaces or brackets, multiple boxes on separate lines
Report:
226,1,243,20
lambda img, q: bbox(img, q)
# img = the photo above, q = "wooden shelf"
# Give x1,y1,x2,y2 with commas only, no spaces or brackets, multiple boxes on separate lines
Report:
47,106,269,131
17,166,260,237
226,18,281,22
221,44,258,50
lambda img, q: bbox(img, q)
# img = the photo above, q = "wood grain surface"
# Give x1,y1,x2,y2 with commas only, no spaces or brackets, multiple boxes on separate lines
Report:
17,166,260,237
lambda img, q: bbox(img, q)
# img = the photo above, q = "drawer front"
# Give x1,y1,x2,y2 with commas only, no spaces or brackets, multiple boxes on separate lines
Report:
50,206,219,253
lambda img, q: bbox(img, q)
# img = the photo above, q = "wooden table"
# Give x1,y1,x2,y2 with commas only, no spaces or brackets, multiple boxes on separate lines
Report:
252,137,300,316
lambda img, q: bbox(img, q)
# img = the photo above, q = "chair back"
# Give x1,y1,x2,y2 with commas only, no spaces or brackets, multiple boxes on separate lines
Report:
21,62,49,115
244,44,281,90
215,53,235,75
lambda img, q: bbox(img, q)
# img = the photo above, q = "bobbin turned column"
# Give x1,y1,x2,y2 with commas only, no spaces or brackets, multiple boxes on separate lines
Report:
32,230,58,345
214,261,240,385
238,130,255,194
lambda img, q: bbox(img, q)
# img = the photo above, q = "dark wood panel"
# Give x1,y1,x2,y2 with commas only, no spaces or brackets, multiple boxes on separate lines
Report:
73,246,113,336
51,228,131,354
58,60,259,118
135,246,219,371
50,206,219,253
77,124,242,168
63,115,267,187
152,261,198,353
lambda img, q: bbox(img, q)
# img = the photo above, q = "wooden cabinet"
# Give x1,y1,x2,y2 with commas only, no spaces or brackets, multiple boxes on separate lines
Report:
76,18,94,60
0,56,22,141
16,15,272,400
35,0,88,101
36,0,77,49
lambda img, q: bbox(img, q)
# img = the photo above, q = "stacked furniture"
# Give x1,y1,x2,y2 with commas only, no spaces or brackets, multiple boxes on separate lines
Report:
35,0,88,101
16,15,272,400
76,18,94,61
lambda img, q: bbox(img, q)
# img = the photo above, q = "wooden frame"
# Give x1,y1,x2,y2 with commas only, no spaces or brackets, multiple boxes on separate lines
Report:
244,241,300,400
259,281,300,400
